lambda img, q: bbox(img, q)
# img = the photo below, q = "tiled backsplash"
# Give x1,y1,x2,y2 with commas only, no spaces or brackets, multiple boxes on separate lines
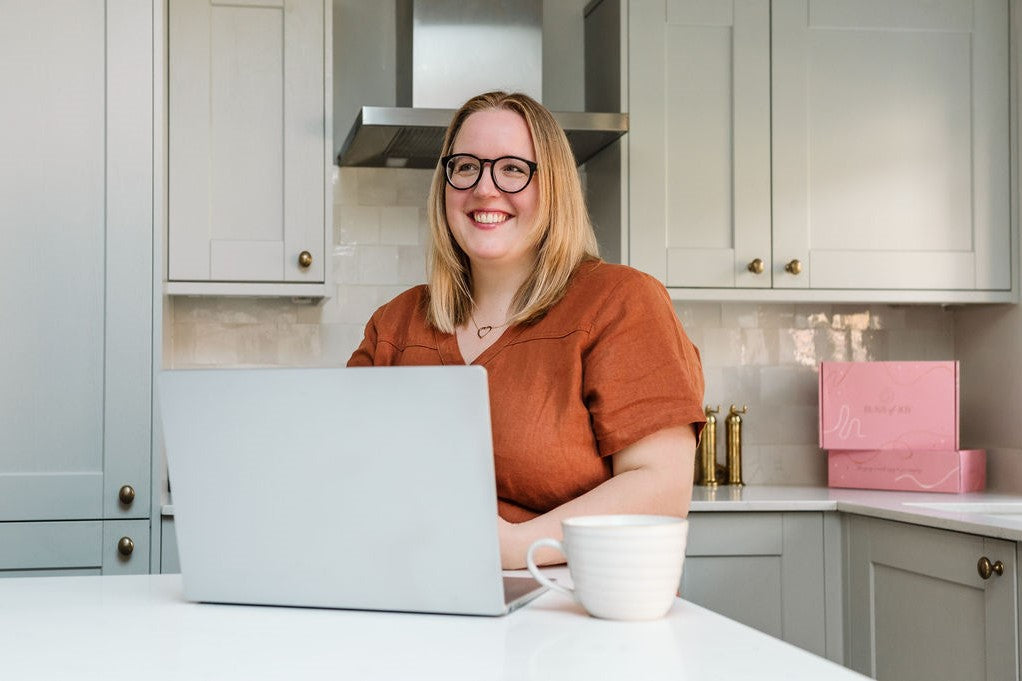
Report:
168,167,956,485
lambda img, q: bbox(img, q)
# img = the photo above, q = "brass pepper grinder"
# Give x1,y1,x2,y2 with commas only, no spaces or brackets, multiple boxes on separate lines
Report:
725,404,748,487
698,405,721,487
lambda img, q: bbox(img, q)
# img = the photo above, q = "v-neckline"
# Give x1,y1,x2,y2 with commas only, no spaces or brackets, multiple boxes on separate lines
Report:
437,324,523,366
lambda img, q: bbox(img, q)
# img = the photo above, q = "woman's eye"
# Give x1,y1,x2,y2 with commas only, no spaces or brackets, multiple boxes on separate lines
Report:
500,162,526,175
455,161,479,174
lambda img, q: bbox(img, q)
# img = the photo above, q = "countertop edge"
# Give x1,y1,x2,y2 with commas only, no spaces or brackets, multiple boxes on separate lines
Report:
689,485,1022,542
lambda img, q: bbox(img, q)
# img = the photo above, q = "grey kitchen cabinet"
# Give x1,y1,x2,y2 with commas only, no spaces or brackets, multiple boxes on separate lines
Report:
845,515,1018,681
628,0,1012,303
0,0,153,575
166,0,331,297
682,511,844,662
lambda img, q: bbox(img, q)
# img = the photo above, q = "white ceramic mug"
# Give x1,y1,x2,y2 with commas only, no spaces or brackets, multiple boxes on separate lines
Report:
525,514,688,621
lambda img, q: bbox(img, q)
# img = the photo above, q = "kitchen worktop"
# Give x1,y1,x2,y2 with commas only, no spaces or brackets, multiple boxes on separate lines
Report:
162,486,1022,543
690,485,1022,542
0,573,868,681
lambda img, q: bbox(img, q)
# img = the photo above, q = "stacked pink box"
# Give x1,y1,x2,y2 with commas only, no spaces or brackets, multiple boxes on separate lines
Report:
818,361,985,493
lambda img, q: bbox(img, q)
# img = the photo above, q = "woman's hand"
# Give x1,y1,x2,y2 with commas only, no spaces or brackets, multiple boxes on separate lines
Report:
497,516,518,569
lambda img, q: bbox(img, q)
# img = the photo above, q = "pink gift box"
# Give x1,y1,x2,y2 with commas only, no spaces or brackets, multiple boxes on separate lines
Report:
819,361,959,451
828,449,986,493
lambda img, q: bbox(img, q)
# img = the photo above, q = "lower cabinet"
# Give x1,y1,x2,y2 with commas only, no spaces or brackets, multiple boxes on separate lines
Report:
845,515,1018,681
682,511,843,661
0,520,150,578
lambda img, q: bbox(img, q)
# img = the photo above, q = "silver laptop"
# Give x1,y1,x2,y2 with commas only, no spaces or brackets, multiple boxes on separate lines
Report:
157,365,545,616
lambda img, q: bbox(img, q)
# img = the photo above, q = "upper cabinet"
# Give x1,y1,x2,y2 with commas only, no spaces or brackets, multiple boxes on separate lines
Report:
167,0,331,297
629,0,1014,303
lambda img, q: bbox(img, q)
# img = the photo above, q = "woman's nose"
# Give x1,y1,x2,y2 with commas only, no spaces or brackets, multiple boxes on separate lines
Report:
472,162,500,196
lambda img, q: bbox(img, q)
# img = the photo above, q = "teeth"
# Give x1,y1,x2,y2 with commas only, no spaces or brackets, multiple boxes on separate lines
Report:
473,211,508,224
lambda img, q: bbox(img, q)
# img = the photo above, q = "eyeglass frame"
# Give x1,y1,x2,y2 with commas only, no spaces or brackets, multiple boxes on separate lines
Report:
439,153,539,194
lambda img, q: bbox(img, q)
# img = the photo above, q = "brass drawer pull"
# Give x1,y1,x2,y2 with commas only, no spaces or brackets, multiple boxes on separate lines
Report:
118,484,135,506
978,556,1004,579
117,536,135,557
784,259,802,275
298,250,313,268
747,258,765,274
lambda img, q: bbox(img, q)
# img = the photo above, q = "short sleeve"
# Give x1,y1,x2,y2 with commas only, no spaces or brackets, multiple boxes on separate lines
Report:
347,311,380,367
581,271,705,456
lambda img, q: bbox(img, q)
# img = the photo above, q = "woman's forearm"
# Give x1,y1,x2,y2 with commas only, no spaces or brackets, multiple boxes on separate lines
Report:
500,425,697,569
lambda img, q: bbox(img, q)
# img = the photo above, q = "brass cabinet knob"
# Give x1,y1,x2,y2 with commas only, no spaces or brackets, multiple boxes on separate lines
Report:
117,536,134,557
298,250,313,268
747,258,765,274
978,556,1004,579
118,484,135,506
784,259,803,275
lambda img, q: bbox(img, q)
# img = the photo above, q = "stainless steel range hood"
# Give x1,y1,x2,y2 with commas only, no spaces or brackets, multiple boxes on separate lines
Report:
335,0,628,169
338,106,627,169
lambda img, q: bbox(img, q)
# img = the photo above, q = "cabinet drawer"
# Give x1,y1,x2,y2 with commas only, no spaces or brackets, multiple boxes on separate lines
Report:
0,520,150,577
687,512,782,555
0,521,103,572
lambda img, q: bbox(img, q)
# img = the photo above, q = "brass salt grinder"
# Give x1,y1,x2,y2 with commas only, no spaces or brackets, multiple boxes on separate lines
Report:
725,404,748,486
697,405,721,487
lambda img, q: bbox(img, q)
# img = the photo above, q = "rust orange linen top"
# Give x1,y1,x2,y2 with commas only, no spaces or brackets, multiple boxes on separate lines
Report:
347,261,706,522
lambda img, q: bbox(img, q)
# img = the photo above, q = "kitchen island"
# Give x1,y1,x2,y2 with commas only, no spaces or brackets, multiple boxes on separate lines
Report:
0,573,867,680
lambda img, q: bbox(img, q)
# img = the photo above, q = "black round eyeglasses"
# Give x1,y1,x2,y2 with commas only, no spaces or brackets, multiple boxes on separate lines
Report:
440,153,538,194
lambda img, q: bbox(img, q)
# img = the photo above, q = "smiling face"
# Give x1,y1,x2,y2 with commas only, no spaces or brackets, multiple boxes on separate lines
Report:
444,109,541,277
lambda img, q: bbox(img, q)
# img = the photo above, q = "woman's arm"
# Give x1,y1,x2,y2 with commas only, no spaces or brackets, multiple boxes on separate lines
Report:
498,424,697,569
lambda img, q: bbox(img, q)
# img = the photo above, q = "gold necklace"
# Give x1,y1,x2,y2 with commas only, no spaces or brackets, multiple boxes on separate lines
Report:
469,313,510,339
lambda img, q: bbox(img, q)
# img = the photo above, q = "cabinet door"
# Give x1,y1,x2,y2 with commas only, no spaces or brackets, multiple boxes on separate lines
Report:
0,1,152,524
630,0,772,288
846,516,1018,681
682,512,829,657
169,0,326,285
772,0,1010,291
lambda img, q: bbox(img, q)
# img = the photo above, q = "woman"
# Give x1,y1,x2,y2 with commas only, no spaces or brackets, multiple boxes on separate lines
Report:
348,91,705,569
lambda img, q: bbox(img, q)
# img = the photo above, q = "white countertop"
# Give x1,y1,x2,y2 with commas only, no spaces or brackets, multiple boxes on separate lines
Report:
164,485,1022,542
690,485,1022,542
0,573,867,681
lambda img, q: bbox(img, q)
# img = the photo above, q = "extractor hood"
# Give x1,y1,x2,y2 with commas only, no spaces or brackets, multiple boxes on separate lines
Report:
335,0,628,169
338,106,627,169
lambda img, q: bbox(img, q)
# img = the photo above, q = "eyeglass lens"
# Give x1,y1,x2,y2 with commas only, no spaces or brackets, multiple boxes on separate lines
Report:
443,154,535,193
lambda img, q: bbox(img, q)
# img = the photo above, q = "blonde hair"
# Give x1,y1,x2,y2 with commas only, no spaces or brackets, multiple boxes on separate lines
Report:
425,91,600,333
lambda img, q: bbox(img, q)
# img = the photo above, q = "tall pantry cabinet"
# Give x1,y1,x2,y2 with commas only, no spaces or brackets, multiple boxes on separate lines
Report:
0,1,154,575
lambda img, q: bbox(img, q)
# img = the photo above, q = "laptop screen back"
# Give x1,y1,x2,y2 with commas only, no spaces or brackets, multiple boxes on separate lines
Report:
159,365,510,615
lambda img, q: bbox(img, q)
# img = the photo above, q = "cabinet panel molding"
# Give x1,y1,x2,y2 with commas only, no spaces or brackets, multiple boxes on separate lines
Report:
683,511,833,659
772,0,1010,293
631,0,1013,301
630,0,772,289
0,474,103,522
168,0,328,289
686,512,782,555
0,522,103,571
846,515,1018,681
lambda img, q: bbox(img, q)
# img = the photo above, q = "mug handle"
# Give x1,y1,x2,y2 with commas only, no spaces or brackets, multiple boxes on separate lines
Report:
526,538,575,600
